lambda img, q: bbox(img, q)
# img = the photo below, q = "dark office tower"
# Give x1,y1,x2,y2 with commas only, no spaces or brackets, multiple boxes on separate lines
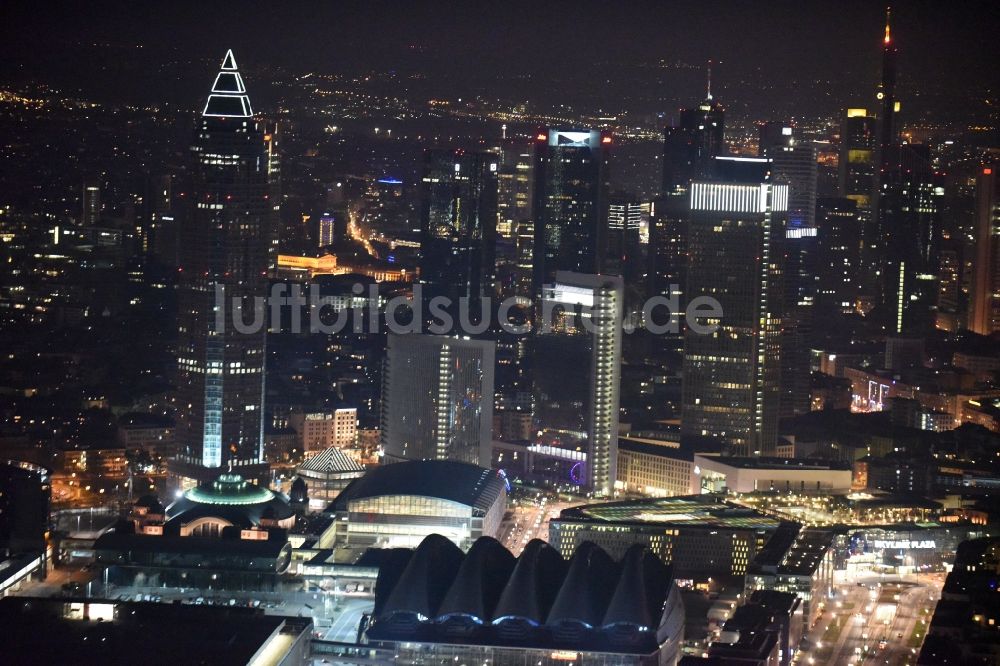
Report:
968,167,1000,334
815,197,862,315
662,92,726,195
937,240,962,332
419,149,498,314
838,108,877,272
839,109,877,209
0,461,50,557
81,180,101,226
681,157,787,456
171,51,276,485
497,139,536,299
532,272,622,495
606,196,646,283
144,173,178,266
532,129,611,294
647,195,688,308
876,144,942,334
876,9,899,176
381,334,495,466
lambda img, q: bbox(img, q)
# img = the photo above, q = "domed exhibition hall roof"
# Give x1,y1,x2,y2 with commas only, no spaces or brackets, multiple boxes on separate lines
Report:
166,473,294,528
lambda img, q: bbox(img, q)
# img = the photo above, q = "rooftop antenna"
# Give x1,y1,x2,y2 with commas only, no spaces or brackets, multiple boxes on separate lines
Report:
706,60,713,101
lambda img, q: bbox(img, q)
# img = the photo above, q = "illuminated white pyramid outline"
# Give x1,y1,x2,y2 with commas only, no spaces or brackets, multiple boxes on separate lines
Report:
203,49,254,118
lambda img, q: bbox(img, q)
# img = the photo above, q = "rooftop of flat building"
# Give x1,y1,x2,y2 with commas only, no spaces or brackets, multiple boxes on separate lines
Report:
0,596,309,666
696,455,853,471
556,494,785,531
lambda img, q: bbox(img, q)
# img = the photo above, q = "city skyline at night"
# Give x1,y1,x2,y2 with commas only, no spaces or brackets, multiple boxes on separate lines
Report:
0,3,998,665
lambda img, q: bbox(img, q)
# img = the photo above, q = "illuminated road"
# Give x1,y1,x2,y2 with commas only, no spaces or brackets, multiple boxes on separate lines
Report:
347,211,377,258
499,494,574,555
805,574,942,666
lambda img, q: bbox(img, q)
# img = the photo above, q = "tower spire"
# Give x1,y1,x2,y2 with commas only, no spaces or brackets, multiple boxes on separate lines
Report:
203,49,254,118
884,6,892,44
706,60,713,101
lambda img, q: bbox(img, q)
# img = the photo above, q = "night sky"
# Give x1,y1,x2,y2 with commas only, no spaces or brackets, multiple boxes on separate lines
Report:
3,0,997,120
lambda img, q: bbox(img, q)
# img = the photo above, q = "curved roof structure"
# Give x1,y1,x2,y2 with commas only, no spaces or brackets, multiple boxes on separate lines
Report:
491,539,566,627
546,541,619,630
165,473,293,528
369,536,677,654
379,534,464,625
602,543,670,630
436,537,516,626
371,548,415,618
330,460,505,515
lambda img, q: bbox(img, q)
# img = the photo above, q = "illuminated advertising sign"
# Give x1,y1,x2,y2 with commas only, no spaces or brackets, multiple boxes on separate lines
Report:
872,539,936,550
548,130,599,148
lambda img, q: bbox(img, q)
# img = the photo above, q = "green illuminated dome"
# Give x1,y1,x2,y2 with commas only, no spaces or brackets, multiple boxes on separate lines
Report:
165,473,295,529
183,473,274,506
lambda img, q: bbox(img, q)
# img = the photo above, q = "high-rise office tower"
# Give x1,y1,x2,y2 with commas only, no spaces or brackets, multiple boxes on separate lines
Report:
532,272,622,495
171,50,277,486
681,157,787,456
654,83,727,331
497,139,536,299
381,333,495,467
647,195,688,306
876,144,942,333
606,196,647,285
419,149,498,312
876,9,899,180
968,167,1000,334
759,123,817,418
815,197,862,315
759,123,817,232
532,129,611,294
82,180,101,226
839,109,877,212
662,85,726,195
936,240,962,332
141,173,178,266
838,108,877,282
497,139,534,241
865,10,942,333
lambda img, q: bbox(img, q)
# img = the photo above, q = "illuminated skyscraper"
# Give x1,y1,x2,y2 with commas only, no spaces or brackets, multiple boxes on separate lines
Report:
532,272,622,495
759,123,816,232
532,129,611,294
381,334,495,467
655,82,727,331
171,50,277,486
759,123,817,418
838,108,877,278
839,109,877,212
419,149,498,312
606,196,647,285
81,180,101,226
497,139,536,299
815,197,862,314
681,157,787,456
968,167,1000,334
